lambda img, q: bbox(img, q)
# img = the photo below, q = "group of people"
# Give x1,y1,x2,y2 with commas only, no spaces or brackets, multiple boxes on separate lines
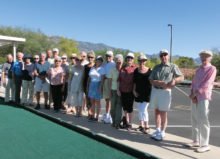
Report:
1,48,216,153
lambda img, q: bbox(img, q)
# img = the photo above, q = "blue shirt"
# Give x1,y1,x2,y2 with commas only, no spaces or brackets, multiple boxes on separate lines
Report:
34,61,51,76
11,61,23,76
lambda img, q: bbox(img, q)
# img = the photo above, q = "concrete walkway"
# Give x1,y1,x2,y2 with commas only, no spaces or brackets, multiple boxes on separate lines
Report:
0,87,219,159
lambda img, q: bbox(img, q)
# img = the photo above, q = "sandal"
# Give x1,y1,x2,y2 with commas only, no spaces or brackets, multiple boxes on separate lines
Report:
135,126,144,131
143,127,150,134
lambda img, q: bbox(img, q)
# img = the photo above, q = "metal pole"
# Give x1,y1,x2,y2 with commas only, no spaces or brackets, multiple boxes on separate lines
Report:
168,24,173,63
13,42,16,61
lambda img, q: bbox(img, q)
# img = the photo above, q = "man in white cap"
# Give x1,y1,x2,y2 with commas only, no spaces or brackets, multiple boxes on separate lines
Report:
100,50,115,123
185,50,216,153
149,49,184,141
52,48,59,60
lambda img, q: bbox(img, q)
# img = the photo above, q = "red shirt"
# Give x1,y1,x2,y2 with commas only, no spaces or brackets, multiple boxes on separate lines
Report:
118,64,138,93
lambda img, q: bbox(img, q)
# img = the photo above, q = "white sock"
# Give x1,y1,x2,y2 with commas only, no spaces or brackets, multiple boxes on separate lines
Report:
156,128,161,132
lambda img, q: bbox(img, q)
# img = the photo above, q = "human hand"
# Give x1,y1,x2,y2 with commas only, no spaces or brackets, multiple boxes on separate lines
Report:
133,91,138,98
117,90,121,96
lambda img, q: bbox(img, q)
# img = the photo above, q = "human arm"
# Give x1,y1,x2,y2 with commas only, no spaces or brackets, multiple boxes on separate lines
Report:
108,78,112,98
86,77,91,95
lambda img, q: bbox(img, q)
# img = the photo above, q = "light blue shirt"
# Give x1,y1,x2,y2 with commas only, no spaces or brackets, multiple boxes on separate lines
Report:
102,61,115,78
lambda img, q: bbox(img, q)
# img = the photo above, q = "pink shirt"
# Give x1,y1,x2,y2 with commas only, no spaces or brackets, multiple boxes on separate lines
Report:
191,63,216,101
48,67,66,85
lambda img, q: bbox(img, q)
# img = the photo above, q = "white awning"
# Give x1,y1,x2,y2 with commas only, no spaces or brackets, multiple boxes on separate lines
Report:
0,35,26,61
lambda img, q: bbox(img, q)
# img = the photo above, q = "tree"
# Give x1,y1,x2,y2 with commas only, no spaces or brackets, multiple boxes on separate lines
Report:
212,53,220,76
56,37,79,56
174,56,196,68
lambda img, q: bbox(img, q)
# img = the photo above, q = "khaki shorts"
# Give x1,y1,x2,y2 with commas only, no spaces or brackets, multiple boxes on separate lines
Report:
102,79,110,99
149,87,171,111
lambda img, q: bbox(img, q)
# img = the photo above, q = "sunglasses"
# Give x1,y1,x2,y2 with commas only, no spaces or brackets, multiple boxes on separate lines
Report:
82,56,86,58
138,60,147,62
88,56,94,59
76,59,83,62
126,56,134,59
34,58,39,59
106,55,111,58
55,60,61,62
160,54,168,57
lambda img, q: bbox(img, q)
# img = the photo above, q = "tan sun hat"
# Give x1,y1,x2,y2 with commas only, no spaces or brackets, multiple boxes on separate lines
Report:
70,53,77,58
199,50,213,57
138,53,147,61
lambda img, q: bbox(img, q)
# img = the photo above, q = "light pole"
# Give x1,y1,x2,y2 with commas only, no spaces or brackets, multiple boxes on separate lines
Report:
168,24,173,63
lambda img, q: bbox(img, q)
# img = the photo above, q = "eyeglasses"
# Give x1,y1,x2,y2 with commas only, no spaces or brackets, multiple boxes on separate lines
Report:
82,56,86,58
88,56,94,59
160,54,168,57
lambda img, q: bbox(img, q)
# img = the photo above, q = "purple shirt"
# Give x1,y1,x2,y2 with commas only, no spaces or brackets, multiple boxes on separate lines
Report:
191,63,216,101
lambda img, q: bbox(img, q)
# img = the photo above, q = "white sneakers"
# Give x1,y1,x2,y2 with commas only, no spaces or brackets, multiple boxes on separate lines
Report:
185,142,210,153
100,113,112,124
104,114,112,124
196,145,211,153
151,128,165,141
100,113,107,121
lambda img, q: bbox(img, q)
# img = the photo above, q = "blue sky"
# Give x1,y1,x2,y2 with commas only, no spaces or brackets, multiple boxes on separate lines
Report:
1,0,220,58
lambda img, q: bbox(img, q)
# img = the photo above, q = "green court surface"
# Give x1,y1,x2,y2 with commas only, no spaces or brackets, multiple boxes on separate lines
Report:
0,103,136,159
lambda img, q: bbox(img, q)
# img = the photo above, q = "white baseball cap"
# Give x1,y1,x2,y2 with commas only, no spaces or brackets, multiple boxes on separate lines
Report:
52,48,59,52
126,52,134,58
159,49,169,55
106,50,114,56
199,50,213,57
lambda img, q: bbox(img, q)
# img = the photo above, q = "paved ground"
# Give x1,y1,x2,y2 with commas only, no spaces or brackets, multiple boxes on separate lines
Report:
0,86,219,159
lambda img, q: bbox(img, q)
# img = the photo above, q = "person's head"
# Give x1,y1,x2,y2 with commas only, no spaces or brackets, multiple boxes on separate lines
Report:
126,52,134,66
34,55,39,62
52,48,59,58
105,50,114,62
61,54,67,64
138,53,147,67
40,52,47,62
87,50,95,63
159,49,169,64
75,55,83,65
17,52,24,61
114,54,123,68
199,50,213,66
95,56,103,67
80,51,87,62
7,54,13,62
24,55,32,64
46,49,53,58
54,56,62,67
69,53,77,64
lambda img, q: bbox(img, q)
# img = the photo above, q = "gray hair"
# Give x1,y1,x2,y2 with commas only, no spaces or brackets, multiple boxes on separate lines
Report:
40,52,47,57
17,52,24,57
80,51,87,56
114,54,124,63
